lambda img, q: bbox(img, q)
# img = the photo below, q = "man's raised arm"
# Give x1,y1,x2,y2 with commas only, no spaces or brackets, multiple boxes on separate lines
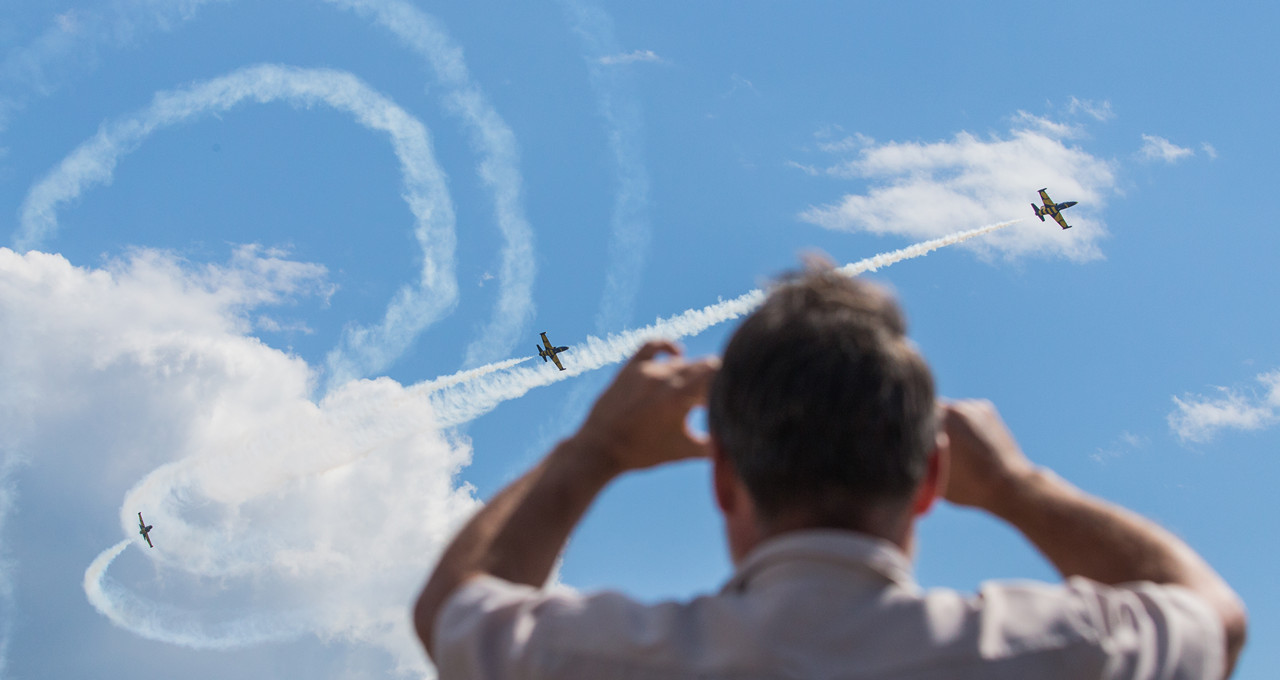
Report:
413,340,719,662
941,400,1247,677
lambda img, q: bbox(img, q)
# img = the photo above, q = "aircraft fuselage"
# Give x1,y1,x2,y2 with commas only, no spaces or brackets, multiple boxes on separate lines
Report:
539,346,569,361
1033,189,1077,229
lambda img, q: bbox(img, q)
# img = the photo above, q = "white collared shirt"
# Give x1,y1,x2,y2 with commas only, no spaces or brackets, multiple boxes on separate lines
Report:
433,530,1223,680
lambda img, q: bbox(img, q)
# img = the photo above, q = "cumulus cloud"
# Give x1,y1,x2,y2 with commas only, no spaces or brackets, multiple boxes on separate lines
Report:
796,117,1116,261
0,246,479,676
1138,134,1194,163
1168,370,1280,443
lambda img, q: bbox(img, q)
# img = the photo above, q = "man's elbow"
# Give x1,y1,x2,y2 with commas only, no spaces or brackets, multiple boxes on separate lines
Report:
413,586,441,662
1219,593,1248,678
414,571,480,663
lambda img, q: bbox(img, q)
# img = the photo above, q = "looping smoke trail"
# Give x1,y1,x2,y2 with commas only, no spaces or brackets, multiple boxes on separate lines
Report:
429,220,1020,426
84,540,307,649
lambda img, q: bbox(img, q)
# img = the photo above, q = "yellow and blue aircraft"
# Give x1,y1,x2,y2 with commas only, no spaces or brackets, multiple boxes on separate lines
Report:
1032,188,1077,229
138,512,154,548
537,332,570,371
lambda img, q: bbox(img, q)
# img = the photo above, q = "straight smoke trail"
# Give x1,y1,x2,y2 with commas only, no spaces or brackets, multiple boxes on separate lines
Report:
429,219,1020,425
414,355,533,394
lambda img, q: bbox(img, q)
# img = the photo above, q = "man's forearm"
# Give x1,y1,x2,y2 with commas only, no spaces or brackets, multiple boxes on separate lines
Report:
414,436,619,660
994,468,1246,669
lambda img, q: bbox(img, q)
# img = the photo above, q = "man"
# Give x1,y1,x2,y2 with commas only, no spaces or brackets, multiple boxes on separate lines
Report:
415,264,1246,679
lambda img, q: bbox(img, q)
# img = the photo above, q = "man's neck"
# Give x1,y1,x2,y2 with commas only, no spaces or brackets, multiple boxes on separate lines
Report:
740,506,917,562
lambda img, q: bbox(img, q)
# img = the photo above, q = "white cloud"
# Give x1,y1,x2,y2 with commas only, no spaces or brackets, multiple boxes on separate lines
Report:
1011,110,1084,139
1068,97,1115,121
0,246,479,676
721,74,759,98
1138,134,1194,163
597,49,664,66
1201,142,1218,160
796,117,1116,261
1168,370,1280,443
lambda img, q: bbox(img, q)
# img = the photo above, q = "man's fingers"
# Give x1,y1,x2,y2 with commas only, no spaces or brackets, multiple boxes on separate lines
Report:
630,339,681,364
675,357,721,404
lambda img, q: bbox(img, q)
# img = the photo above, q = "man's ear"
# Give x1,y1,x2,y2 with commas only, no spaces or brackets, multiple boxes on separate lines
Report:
711,437,738,515
911,431,949,517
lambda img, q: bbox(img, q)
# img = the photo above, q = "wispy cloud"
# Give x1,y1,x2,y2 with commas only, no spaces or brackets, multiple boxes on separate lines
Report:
1011,110,1084,139
1139,134,1194,163
795,115,1116,261
721,74,759,98
0,0,232,133
1169,370,1280,443
1068,97,1115,121
1091,430,1150,464
598,49,665,66
561,0,652,334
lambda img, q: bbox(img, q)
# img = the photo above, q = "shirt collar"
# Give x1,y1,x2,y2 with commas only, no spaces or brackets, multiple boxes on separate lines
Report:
722,529,917,593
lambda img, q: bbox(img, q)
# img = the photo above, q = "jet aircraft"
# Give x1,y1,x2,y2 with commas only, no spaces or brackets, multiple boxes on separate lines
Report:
1032,188,1077,229
537,332,570,371
138,512,154,548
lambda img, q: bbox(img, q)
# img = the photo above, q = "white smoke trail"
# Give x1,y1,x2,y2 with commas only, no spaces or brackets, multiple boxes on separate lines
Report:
429,220,1020,426
323,0,538,369
414,355,533,395
84,540,308,649
3,0,537,376
560,0,653,334
11,64,460,389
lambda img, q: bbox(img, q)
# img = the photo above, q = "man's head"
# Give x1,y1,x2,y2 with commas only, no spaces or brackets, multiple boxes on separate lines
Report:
707,263,938,538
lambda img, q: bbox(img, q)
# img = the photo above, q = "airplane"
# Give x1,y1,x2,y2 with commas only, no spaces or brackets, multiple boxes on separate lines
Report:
138,512,154,548
1032,188,1077,229
537,332,570,371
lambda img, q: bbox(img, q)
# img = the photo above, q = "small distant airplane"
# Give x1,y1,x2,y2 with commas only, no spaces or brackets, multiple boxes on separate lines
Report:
138,512,154,548
537,332,570,371
1032,188,1077,229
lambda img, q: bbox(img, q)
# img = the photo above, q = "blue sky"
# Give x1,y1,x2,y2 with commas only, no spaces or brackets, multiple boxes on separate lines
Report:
2,1,1277,677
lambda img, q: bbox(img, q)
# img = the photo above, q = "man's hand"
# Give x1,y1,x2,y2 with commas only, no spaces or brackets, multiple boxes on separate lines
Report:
941,400,1037,514
940,399,1246,674
415,340,719,661
573,340,720,474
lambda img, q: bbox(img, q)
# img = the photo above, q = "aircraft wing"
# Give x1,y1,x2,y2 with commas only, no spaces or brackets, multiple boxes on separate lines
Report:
540,332,554,351
549,353,565,371
1038,188,1054,206
144,533,153,548
1052,212,1071,229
